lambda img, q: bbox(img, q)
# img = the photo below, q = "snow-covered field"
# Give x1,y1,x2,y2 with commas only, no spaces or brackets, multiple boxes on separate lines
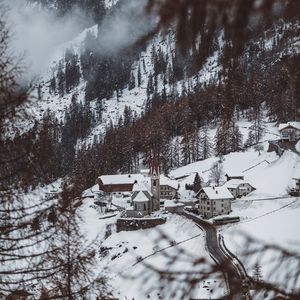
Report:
80,212,225,299
222,197,300,293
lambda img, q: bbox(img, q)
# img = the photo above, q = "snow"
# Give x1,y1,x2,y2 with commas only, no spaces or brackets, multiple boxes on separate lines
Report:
164,200,184,208
224,179,251,189
132,180,152,194
221,197,300,292
132,191,149,202
225,172,244,178
160,174,179,190
95,214,225,299
296,140,300,154
278,121,300,131
201,186,234,200
98,174,145,185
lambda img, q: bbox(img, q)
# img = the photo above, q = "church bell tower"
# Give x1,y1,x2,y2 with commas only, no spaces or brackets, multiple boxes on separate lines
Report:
151,148,160,211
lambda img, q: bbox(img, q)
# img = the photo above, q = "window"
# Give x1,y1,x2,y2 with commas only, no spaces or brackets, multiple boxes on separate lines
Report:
144,204,146,210
153,181,156,186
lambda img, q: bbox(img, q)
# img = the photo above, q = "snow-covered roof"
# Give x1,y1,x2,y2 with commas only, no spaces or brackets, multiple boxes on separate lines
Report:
160,175,179,190
132,181,152,195
225,172,244,178
98,174,144,185
201,187,234,200
278,122,300,131
224,179,251,189
132,191,150,203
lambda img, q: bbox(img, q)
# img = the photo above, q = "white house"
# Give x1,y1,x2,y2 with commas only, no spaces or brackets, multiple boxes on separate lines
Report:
196,186,234,218
278,122,300,142
160,175,179,200
224,179,256,198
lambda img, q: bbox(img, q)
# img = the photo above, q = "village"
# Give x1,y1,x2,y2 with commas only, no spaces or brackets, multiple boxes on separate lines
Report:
79,121,300,235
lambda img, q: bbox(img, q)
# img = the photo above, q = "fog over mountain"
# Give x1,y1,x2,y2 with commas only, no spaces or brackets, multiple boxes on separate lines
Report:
4,0,155,81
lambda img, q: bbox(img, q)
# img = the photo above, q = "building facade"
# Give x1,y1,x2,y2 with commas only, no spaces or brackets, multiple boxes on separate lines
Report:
96,174,144,193
160,175,179,200
224,179,256,198
278,122,300,142
197,187,234,218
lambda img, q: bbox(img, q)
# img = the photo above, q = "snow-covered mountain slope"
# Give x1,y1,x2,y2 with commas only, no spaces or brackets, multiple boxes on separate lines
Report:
223,196,300,295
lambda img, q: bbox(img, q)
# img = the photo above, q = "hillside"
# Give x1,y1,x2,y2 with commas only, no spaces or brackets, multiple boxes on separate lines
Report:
1,1,300,299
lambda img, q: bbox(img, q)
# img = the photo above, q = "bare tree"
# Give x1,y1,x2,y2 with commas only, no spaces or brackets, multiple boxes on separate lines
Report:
209,161,224,186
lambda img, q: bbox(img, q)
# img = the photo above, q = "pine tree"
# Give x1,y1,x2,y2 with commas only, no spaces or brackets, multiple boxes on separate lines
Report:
199,125,213,160
49,75,56,94
128,71,135,90
57,60,65,97
137,61,142,87
253,263,263,283
230,125,243,152
193,172,202,193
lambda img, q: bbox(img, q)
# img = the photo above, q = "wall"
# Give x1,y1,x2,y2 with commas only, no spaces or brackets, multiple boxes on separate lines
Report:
116,217,166,232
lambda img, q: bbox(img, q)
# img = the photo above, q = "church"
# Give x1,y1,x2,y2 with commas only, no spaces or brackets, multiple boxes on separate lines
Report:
125,150,161,217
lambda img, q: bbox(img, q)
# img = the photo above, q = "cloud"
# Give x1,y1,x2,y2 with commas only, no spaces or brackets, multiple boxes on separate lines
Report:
3,0,156,82
4,0,88,79
97,0,156,54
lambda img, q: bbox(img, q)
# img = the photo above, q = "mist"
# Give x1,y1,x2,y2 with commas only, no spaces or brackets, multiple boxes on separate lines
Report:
97,0,156,54
4,0,91,80
3,0,156,82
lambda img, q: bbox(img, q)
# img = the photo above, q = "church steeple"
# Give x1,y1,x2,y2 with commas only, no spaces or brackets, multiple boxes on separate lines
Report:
151,148,159,177
150,148,160,211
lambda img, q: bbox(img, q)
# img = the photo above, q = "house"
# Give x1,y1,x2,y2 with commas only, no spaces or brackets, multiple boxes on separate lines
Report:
224,179,256,198
96,174,145,193
160,175,179,200
278,122,300,142
225,172,244,181
45,190,61,200
196,186,234,218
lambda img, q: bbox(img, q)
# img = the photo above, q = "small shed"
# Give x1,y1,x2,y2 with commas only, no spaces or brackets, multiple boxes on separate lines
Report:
225,173,244,181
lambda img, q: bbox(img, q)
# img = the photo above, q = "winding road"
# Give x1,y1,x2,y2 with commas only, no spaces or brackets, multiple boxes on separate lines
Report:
182,211,249,300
